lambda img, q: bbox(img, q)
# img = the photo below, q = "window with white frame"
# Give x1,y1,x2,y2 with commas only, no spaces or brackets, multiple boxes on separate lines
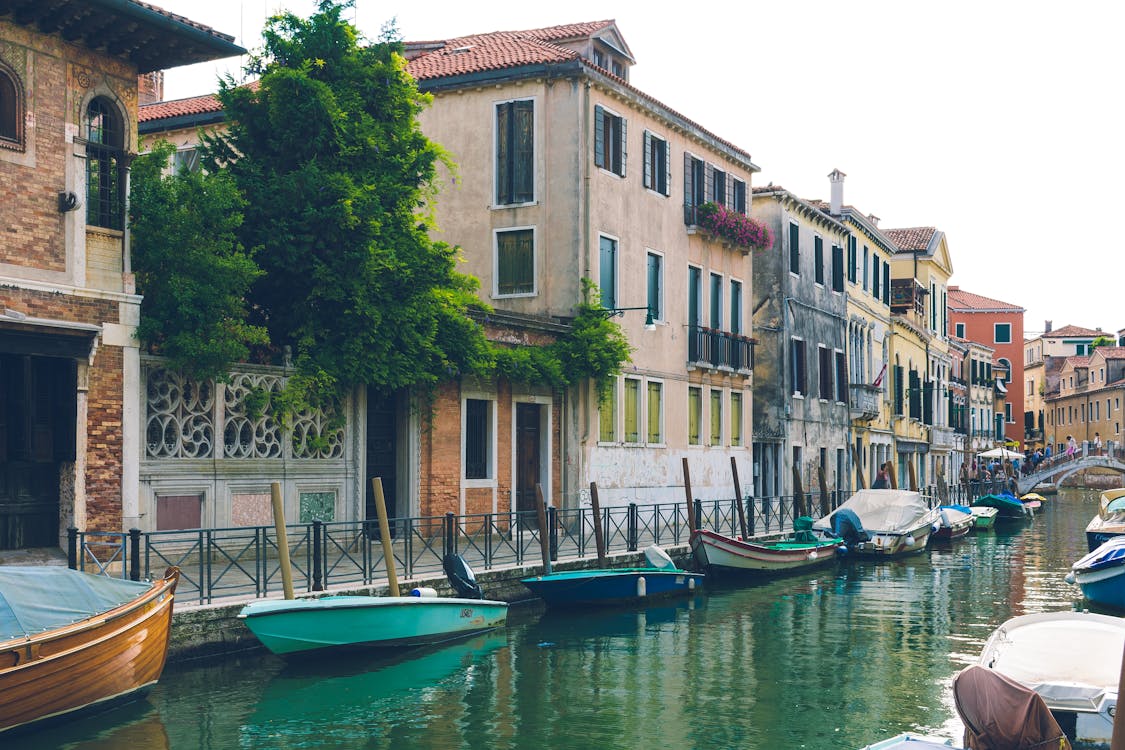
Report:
594,104,626,176
464,398,494,479
814,236,824,286
647,381,663,444
495,228,535,296
709,272,723,329
730,391,743,446
710,389,722,446
712,168,727,207
791,338,807,396
955,322,966,338
495,99,534,205
643,131,670,195
818,345,833,400
729,279,743,335
599,235,618,310
599,381,618,442
688,386,702,445
647,252,664,322
732,178,747,214
624,377,641,443
994,323,1012,344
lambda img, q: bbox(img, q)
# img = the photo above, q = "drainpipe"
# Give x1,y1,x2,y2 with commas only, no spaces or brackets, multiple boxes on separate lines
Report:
577,78,592,499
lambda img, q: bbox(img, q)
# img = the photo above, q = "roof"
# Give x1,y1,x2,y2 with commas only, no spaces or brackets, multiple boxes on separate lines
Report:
1095,347,1125,359
947,287,1024,313
1045,324,1103,338
139,92,222,123
882,226,937,251
0,0,245,73
404,21,755,166
1063,356,1091,369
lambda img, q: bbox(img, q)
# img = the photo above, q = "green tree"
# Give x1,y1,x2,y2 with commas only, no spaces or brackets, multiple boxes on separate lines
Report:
129,142,267,380
205,0,491,397
1090,335,1114,352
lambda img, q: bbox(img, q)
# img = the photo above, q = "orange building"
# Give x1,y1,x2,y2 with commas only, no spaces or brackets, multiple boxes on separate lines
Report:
947,288,1025,448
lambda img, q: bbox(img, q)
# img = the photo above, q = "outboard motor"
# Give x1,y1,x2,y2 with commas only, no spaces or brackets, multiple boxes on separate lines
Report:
443,553,484,599
831,508,869,548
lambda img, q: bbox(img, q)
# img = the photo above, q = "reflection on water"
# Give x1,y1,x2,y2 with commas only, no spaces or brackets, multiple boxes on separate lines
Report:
16,487,1104,750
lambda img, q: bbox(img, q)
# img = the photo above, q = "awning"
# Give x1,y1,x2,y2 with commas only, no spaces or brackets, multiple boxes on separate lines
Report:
0,312,100,360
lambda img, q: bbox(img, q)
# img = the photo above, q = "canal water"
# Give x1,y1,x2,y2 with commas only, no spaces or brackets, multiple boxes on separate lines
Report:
14,487,1109,750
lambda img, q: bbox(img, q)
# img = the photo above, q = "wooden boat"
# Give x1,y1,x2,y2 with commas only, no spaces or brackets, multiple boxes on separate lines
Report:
689,516,845,576
934,505,974,540
979,611,1125,746
972,492,1032,521
1020,492,1048,504
239,555,508,656
520,546,704,608
1084,487,1125,552
813,489,940,557
0,566,180,735
1067,536,1125,609
857,733,956,749
969,506,998,529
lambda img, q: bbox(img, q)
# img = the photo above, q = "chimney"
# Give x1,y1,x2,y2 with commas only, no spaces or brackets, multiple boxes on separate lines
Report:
828,168,846,215
1044,320,1052,333
868,214,879,227
138,71,164,105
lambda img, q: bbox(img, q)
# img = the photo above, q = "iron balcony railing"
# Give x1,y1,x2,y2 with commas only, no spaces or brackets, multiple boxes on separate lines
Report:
687,325,755,371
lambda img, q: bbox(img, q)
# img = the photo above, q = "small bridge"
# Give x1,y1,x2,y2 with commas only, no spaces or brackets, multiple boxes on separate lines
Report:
1016,449,1125,495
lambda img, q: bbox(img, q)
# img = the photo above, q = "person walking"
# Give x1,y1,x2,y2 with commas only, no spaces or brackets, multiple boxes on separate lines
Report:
1094,432,1102,455
1066,435,1078,458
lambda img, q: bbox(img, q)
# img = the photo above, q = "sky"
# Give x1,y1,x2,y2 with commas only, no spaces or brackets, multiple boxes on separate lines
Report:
153,0,1125,340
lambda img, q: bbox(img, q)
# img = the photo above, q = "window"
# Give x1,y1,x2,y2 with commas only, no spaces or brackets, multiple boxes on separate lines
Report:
730,279,743,334
643,131,670,195
647,381,663,443
1076,343,1087,355
599,383,618,442
599,235,617,309
689,386,702,445
464,399,493,479
831,244,844,292
595,105,626,176
955,323,966,338
732,178,747,214
0,62,23,149
646,252,663,321
85,97,125,230
624,378,641,443
709,272,722,329
882,263,890,305
593,49,606,69
791,338,807,396
730,391,743,446
496,100,534,205
818,345,833,400
835,350,848,403
710,389,722,446
684,155,706,223
172,147,201,174
862,246,870,290
712,168,727,207
872,256,881,299
688,266,702,328
1005,403,1013,424
930,282,937,330
612,61,625,78
789,223,800,275
994,323,1012,344
814,236,824,285
495,228,534,296
847,236,858,284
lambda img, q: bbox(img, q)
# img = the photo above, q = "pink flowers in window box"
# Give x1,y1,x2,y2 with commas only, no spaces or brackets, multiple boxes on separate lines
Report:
697,201,773,252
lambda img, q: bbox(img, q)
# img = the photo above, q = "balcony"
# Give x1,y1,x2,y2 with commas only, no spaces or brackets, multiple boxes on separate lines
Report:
1024,428,1043,442
931,426,956,450
687,326,755,372
890,278,926,316
849,383,881,421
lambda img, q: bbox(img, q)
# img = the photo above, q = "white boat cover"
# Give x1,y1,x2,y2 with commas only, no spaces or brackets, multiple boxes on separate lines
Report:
0,566,152,641
980,612,1125,711
814,489,933,534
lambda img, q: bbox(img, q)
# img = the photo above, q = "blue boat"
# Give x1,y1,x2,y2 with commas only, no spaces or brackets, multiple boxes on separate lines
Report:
1068,536,1125,609
971,491,1031,521
520,546,703,608
857,734,956,749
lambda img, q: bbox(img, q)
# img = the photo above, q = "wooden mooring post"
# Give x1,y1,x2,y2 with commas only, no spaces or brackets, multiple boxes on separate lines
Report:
730,457,748,539
589,481,607,566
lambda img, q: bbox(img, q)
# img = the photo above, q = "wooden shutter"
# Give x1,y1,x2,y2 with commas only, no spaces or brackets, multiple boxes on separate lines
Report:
643,131,652,189
513,101,534,203
882,263,890,305
704,163,714,203
684,152,694,222
496,102,510,204
664,140,672,196
618,116,627,176
594,105,605,169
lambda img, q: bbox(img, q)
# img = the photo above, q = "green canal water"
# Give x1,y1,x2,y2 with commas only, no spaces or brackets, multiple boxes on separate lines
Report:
14,487,1112,750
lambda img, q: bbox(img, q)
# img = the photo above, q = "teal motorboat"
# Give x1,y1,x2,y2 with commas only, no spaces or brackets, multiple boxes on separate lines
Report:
239,554,508,656
971,492,1031,521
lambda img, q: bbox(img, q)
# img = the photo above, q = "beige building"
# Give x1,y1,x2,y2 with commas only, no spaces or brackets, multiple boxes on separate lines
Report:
1048,348,1125,454
1024,323,1104,451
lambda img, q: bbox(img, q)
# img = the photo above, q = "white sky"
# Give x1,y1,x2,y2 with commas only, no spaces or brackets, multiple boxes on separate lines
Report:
155,0,1124,340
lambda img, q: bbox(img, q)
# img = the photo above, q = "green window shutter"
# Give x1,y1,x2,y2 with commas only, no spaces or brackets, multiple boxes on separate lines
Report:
814,237,824,285
513,101,534,203
647,382,662,443
594,104,605,169
643,131,652,189
618,116,627,176
664,140,672,196
882,263,890,305
496,103,510,204
599,236,617,310
789,223,800,275
703,162,714,203
831,244,844,291
684,152,694,221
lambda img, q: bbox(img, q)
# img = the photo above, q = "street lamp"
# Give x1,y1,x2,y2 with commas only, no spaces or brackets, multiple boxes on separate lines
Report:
599,306,656,331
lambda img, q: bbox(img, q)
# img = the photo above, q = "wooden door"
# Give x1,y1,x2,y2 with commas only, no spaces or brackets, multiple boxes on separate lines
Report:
366,390,398,523
515,403,540,513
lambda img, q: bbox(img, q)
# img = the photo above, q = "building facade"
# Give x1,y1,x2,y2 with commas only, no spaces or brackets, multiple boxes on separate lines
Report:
1024,323,1104,451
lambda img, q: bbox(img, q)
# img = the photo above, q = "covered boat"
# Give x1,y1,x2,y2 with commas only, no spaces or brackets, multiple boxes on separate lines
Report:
978,611,1125,746
934,505,975,540
689,516,845,576
972,492,1031,521
1066,535,1125,609
857,734,956,749
969,506,998,529
1085,487,1125,552
520,545,703,608
953,665,1071,750
239,554,508,656
813,489,940,557
0,566,180,735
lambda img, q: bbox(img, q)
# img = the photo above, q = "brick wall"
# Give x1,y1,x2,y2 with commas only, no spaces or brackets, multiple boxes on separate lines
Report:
420,381,462,517
85,344,123,531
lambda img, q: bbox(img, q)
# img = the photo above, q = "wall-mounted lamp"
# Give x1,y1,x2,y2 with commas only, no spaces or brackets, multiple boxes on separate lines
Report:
58,191,81,213
599,306,656,332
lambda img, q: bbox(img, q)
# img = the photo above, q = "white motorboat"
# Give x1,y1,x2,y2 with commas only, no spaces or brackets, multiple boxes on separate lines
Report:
813,489,940,557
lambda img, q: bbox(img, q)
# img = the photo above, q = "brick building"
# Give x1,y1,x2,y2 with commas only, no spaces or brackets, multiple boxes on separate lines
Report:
0,1,241,550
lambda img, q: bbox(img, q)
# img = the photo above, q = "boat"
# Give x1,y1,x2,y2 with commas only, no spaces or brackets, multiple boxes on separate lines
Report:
969,506,998,529
971,491,1032,521
953,665,1071,750
1066,536,1125,609
1085,487,1125,552
238,554,508,656
978,611,1125,746
856,734,956,749
934,505,974,540
0,566,180,735
689,515,845,576
812,489,941,557
520,545,704,608
1020,492,1048,504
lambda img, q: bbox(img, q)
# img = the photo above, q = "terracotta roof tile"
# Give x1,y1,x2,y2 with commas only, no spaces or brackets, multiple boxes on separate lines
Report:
1064,356,1091,368
882,226,936,251
139,93,222,122
1045,324,1103,338
947,287,1024,312
1096,347,1125,359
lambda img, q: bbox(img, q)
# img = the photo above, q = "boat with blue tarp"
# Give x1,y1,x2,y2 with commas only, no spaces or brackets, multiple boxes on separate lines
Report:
520,545,703,607
1067,535,1125,609
1084,487,1125,551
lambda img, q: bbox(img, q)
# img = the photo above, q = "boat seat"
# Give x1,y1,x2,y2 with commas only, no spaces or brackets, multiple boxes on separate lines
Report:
793,516,817,543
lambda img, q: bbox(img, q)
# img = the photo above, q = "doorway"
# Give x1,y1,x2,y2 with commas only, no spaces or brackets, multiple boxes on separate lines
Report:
515,403,541,513
366,390,400,524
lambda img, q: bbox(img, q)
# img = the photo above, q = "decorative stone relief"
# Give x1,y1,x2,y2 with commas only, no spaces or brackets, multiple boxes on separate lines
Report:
145,367,214,458
299,492,335,523
231,492,273,527
223,373,283,459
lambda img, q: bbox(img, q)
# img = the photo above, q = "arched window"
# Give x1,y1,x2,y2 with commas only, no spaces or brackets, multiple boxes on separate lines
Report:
997,358,1011,385
85,97,125,230
0,61,23,149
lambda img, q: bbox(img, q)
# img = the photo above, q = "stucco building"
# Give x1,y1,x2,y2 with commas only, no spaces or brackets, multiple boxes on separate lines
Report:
1024,323,1104,451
